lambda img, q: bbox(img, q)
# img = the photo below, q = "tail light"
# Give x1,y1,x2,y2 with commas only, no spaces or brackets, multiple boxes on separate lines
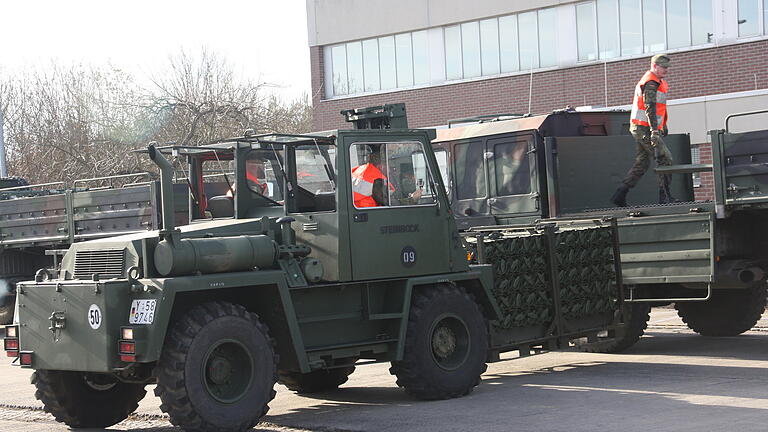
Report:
4,326,19,358
119,327,137,362
19,351,33,367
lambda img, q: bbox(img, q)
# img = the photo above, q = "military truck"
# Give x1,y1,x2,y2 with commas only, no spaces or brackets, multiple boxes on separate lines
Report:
430,107,768,351
3,127,624,431
0,172,197,325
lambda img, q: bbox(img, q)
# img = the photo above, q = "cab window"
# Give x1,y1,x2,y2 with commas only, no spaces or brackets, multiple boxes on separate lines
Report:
455,142,486,200
244,149,283,201
350,142,437,208
290,144,337,213
493,141,530,196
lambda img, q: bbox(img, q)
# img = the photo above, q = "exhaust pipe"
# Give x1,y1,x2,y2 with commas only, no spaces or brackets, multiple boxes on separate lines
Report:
148,144,176,235
737,267,765,284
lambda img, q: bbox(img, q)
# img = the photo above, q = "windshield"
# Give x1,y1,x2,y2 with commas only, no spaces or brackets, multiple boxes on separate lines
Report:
291,143,336,213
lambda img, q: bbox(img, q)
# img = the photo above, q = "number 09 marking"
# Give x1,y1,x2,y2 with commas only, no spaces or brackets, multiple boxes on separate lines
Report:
401,246,417,268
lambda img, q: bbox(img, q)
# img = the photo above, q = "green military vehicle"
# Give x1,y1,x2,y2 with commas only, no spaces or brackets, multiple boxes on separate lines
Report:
430,107,768,351
4,126,624,431
0,172,197,325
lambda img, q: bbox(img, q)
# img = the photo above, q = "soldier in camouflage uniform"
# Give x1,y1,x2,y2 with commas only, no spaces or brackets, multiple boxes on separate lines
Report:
612,54,676,207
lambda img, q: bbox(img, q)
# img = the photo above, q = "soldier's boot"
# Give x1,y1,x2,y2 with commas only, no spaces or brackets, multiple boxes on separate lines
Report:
611,184,630,207
658,186,679,204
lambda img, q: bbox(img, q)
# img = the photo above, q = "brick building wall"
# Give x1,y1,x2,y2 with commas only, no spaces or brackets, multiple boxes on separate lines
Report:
310,39,768,200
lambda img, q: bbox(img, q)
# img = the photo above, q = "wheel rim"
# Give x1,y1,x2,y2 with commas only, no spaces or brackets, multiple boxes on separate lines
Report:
202,339,254,403
429,314,471,371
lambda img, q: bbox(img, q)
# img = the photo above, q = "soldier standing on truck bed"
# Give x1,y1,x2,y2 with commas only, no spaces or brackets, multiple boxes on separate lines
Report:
612,54,676,207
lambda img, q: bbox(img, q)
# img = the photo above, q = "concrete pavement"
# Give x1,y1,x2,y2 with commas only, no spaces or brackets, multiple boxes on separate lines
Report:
0,308,766,431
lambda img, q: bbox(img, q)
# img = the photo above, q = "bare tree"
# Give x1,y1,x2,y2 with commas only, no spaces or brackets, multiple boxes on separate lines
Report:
0,50,313,185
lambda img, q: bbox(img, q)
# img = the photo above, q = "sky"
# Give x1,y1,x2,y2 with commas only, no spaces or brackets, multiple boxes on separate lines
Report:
0,0,311,101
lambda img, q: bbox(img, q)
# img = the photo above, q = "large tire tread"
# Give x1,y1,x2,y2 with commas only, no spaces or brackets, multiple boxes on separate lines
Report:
154,301,277,432
675,284,767,336
32,370,146,428
389,284,488,400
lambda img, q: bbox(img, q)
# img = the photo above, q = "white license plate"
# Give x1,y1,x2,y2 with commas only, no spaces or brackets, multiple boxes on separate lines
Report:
129,300,157,325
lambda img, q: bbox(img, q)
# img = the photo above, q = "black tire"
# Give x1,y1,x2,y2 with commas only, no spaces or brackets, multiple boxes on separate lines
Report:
155,301,277,432
576,302,651,353
278,365,356,393
389,284,488,400
675,284,767,336
32,370,146,428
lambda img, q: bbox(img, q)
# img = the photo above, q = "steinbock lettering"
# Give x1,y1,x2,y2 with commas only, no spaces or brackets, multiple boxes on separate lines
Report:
380,224,420,234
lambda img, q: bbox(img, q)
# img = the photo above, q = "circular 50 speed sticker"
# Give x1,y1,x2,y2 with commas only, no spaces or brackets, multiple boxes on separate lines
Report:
88,304,103,330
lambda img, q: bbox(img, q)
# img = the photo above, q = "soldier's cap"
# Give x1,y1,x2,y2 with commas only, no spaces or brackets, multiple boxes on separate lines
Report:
651,54,671,67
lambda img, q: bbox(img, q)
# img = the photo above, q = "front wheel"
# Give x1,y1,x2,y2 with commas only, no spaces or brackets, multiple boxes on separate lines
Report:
155,301,277,432
390,284,488,400
33,370,146,428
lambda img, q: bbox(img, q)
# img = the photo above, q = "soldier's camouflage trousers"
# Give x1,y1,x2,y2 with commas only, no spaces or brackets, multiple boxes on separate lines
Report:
622,129,673,189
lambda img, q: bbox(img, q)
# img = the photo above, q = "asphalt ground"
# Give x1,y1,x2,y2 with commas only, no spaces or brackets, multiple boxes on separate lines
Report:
1,308,767,432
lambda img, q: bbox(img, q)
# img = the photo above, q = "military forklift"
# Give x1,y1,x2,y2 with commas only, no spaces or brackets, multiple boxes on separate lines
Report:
4,123,624,431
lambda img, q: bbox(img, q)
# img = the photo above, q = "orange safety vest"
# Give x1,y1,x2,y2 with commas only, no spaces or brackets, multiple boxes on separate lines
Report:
630,70,668,130
226,169,266,198
351,163,388,207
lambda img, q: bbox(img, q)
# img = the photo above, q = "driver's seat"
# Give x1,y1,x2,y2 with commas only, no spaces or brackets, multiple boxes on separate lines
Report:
208,195,234,218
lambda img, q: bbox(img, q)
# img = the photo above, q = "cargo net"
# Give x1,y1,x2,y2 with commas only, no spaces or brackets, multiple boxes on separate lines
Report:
555,228,618,320
466,225,618,329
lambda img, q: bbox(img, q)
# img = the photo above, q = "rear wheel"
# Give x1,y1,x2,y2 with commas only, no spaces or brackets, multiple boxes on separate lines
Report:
155,301,277,432
278,365,356,393
390,284,488,400
32,370,146,428
675,284,767,336
575,302,651,353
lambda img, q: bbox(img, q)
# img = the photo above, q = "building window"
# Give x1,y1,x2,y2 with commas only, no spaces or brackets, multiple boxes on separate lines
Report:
324,1,719,98
444,25,463,80
519,11,540,69
379,36,397,90
577,2,598,61
539,8,558,67
692,1,714,44
461,22,482,78
480,19,501,75
362,39,380,92
691,145,701,187
331,45,348,96
667,0,691,49
346,42,364,94
597,0,620,59
739,0,760,37
643,0,666,52
499,15,520,72
412,31,430,85
620,0,643,56
395,33,414,87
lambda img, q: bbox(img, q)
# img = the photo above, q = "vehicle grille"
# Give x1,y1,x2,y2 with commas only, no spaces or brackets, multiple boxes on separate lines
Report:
73,249,125,279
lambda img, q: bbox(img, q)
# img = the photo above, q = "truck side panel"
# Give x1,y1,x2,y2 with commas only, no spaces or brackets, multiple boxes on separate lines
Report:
617,213,714,284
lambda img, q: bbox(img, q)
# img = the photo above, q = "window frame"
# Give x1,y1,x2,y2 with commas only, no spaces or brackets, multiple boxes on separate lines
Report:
349,141,440,210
